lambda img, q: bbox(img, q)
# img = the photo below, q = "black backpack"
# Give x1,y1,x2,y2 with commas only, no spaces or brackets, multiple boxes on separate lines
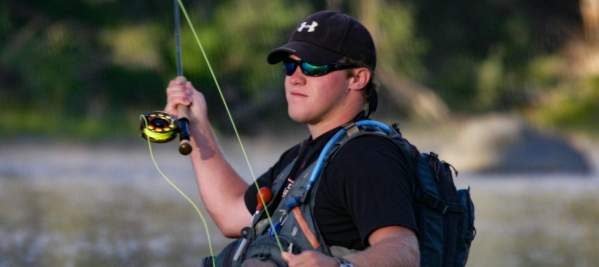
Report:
343,121,476,267
205,120,476,267
413,152,476,266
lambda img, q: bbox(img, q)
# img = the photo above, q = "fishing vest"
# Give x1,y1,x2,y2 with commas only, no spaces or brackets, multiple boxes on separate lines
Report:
235,157,331,266
206,130,357,267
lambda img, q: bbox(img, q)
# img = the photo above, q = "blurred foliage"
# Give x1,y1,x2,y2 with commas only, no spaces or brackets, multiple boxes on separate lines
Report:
406,0,582,112
0,0,596,138
360,1,428,80
529,75,599,135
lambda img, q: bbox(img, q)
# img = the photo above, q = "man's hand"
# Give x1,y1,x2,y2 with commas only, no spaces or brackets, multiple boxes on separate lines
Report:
164,76,209,123
240,259,278,267
281,251,339,267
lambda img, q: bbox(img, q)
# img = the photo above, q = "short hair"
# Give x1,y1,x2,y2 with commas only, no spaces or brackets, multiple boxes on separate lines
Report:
339,57,378,116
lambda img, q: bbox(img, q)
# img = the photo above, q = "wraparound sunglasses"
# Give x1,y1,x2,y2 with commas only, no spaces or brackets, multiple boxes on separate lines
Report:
282,58,360,77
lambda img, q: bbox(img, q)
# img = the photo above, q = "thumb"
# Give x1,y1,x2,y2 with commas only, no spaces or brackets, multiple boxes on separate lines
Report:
281,252,292,262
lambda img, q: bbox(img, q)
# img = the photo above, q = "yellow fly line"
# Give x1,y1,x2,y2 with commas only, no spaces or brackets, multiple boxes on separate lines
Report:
141,115,217,267
140,2,285,265
173,0,284,254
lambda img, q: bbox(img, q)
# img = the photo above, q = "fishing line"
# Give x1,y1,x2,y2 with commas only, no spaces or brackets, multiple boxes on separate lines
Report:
141,115,216,267
175,0,284,253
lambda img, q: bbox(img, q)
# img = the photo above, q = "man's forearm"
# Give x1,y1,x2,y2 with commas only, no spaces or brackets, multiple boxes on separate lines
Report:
163,77,252,236
189,116,252,236
345,234,420,267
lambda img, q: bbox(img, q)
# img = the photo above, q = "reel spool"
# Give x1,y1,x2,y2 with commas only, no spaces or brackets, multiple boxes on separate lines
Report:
140,111,193,155
140,111,179,143
139,111,192,155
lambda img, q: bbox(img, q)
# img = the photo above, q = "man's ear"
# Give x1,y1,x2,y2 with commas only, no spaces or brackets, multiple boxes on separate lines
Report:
348,67,371,91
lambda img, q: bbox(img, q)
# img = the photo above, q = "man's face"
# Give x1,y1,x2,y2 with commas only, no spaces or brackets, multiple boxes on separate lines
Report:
284,54,352,125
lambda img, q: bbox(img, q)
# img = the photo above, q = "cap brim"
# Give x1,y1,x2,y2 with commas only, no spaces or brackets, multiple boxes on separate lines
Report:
267,41,343,65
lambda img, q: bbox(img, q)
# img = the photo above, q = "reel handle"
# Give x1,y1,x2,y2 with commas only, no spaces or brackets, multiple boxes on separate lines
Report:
176,105,192,155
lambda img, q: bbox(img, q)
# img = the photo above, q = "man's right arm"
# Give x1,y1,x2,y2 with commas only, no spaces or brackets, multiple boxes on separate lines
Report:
165,77,252,237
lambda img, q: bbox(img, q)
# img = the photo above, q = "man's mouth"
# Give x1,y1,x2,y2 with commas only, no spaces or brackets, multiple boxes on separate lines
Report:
290,91,308,97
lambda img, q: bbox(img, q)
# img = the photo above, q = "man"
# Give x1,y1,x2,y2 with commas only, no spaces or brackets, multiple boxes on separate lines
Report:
165,10,419,267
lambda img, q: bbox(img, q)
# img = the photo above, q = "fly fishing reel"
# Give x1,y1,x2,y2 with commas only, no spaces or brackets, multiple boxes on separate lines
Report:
139,0,193,156
140,111,192,155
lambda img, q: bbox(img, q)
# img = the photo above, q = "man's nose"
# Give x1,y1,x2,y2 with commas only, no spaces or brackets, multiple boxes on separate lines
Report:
288,66,306,85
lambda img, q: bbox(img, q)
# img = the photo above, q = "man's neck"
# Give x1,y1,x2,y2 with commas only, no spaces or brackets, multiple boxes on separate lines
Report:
307,120,342,140
307,111,365,139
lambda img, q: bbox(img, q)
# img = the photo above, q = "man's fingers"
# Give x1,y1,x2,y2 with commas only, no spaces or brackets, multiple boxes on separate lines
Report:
165,77,195,116
167,82,194,100
185,81,194,90
164,76,208,120
169,76,187,86
281,251,306,266
167,91,191,104
281,252,291,262
282,252,302,267
282,250,338,267
167,83,187,94
165,99,190,115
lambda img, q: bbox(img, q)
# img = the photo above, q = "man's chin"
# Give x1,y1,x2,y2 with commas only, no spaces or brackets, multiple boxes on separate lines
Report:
288,115,307,124
288,111,312,124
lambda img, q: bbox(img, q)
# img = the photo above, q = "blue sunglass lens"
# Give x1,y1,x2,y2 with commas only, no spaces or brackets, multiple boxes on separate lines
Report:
301,62,329,76
283,60,330,76
283,61,298,76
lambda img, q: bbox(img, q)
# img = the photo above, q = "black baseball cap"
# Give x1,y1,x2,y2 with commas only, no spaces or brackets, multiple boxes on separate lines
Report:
267,10,376,70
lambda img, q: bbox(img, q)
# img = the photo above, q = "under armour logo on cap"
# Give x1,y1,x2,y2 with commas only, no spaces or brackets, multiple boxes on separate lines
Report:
297,21,319,32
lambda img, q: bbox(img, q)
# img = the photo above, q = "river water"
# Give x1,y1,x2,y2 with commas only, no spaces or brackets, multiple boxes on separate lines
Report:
1,137,598,267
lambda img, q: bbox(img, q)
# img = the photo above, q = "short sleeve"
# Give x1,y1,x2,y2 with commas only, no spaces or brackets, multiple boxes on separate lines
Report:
324,135,417,246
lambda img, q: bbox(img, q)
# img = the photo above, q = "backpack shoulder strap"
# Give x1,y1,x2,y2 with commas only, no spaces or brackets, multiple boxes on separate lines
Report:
269,158,297,203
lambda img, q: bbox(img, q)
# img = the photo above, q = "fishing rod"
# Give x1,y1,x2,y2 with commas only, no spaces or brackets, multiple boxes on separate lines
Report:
139,1,285,264
140,0,192,155
138,1,217,266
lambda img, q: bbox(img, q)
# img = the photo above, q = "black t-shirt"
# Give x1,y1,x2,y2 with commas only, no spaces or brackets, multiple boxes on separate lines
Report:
244,124,417,250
